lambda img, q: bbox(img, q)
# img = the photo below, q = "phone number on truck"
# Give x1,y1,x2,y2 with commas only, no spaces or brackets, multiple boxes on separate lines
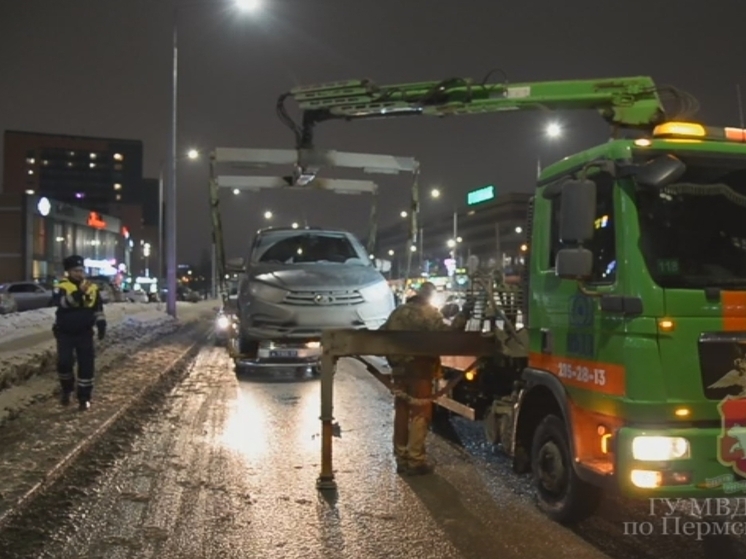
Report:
557,362,606,386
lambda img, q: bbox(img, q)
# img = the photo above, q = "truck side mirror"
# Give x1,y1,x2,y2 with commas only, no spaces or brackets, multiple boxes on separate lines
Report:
635,154,686,188
226,257,245,272
556,248,593,279
559,179,596,244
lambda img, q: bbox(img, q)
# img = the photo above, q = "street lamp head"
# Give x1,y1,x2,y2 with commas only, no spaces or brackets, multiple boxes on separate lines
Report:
400,210,407,218
546,123,561,138
235,0,260,10
515,226,523,233
291,222,299,229
264,210,273,220
447,239,456,248
233,188,240,195
430,188,441,199
388,249,394,256
187,149,199,160
410,245,417,252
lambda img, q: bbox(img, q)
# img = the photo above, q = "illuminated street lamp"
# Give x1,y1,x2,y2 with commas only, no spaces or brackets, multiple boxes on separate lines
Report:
166,0,260,318
264,210,273,220
187,148,199,160
400,210,407,218
292,222,299,229
235,0,260,10
430,188,441,199
233,188,240,195
388,249,394,256
515,226,522,233
447,239,456,248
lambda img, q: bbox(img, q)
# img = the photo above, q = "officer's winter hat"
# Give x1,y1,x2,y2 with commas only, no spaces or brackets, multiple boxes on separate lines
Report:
63,255,85,271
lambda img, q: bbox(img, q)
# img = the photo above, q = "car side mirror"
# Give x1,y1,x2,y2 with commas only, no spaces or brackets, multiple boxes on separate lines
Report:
559,179,596,244
226,257,245,272
635,154,686,188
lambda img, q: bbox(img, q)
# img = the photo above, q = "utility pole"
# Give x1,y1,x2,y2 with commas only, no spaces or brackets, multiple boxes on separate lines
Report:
165,6,178,318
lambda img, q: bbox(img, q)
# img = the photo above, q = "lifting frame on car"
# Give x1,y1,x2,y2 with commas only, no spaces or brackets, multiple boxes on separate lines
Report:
316,328,496,490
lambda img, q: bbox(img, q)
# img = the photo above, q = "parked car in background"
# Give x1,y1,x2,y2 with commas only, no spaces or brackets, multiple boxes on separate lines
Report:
0,281,54,312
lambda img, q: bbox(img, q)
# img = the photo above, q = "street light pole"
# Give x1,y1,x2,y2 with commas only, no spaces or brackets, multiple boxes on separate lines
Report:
166,6,178,317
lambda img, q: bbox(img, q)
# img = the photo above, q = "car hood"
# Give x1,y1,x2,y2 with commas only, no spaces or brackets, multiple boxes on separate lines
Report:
248,263,384,291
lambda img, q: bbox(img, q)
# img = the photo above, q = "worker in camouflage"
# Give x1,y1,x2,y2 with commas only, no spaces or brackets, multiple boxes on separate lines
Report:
382,281,473,475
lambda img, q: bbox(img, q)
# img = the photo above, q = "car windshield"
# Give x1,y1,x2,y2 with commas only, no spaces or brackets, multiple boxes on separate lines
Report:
252,231,367,265
636,152,746,289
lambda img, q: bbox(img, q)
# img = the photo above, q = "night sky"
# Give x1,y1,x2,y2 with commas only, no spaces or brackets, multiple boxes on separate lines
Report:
1,0,744,263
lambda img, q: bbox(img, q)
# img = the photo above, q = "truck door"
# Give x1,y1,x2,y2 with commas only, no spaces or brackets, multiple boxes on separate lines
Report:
530,170,627,400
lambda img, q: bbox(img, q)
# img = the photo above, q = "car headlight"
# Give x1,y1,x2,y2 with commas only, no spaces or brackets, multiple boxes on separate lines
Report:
632,436,690,460
248,281,288,303
216,315,230,329
359,280,393,302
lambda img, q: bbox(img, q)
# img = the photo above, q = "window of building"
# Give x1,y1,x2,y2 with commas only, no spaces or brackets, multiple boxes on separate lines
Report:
547,172,617,284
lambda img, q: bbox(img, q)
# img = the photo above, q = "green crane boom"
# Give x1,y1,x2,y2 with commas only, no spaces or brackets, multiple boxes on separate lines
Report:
276,75,681,149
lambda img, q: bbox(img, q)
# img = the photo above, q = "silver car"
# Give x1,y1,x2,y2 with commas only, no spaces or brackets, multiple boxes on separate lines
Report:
235,227,394,354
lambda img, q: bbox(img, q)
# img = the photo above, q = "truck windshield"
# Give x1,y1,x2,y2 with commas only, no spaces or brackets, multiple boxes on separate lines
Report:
252,232,367,264
636,153,746,289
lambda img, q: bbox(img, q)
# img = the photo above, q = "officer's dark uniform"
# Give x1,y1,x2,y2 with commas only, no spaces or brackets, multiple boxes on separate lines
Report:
53,255,106,411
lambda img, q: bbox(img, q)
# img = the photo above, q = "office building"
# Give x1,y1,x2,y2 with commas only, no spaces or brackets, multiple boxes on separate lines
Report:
0,193,129,282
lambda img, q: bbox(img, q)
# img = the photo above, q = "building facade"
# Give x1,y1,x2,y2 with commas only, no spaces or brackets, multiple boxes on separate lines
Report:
374,192,532,277
3,130,144,214
0,193,129,282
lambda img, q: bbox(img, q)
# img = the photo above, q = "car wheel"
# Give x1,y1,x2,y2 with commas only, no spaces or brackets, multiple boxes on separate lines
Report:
531,414,602,524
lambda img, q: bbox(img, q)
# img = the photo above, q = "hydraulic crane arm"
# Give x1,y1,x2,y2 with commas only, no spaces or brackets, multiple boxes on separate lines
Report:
277,75,693,149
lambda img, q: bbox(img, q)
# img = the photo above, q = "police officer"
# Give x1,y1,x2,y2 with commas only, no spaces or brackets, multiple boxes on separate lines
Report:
53,255,106,411
382,282,473,475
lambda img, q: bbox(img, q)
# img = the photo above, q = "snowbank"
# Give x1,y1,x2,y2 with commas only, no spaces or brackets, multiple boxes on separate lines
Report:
0,300,215,425
0,302,156,346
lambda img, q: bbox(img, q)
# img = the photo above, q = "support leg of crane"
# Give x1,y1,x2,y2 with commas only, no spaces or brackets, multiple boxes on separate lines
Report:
316,352,337,491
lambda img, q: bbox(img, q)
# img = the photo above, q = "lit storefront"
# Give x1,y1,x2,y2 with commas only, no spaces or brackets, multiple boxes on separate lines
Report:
0,194,129,282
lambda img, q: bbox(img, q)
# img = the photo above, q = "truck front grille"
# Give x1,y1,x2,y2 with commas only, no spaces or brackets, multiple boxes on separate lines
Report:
284,290,364,306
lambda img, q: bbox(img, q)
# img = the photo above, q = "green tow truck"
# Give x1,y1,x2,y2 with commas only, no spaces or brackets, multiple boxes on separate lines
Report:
277,75,746,522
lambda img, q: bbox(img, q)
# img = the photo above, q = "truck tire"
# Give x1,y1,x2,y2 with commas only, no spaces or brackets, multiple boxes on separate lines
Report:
530,414,601,524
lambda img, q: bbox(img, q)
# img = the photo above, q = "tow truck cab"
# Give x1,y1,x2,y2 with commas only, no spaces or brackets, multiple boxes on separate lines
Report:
443,122,746,520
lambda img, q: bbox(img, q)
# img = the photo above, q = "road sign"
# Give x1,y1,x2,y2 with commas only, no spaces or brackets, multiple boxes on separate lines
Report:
467,185,495,205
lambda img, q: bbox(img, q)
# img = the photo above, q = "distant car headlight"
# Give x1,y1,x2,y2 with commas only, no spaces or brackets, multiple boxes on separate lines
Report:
248,281,288,303
216,315,231,330
359,280,393,302
632,436,690,461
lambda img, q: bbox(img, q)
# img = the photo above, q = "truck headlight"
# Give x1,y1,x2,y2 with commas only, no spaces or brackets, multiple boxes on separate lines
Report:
632,436,690,460
248,281,288,303
216,315,230,330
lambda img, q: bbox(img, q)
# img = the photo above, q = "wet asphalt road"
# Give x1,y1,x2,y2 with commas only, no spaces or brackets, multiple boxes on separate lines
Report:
16,344,746,558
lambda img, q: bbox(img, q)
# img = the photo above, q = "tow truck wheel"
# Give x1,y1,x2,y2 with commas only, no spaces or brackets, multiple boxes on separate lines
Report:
530,414,601,524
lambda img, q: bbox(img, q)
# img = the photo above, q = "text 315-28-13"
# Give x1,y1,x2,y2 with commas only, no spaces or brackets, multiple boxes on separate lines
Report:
557,362,606,386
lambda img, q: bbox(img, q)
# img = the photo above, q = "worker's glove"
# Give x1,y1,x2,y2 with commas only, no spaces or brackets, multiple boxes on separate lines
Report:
96,321,106,340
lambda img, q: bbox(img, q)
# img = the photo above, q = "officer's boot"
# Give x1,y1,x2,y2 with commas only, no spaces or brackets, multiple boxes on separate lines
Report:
59,377,74,406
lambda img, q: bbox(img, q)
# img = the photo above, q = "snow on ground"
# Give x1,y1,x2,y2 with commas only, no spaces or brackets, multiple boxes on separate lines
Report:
0,302,156,347
0,300,216,426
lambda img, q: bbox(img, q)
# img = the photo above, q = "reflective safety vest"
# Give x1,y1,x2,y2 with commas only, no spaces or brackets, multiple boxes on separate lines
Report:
54,279,105,334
